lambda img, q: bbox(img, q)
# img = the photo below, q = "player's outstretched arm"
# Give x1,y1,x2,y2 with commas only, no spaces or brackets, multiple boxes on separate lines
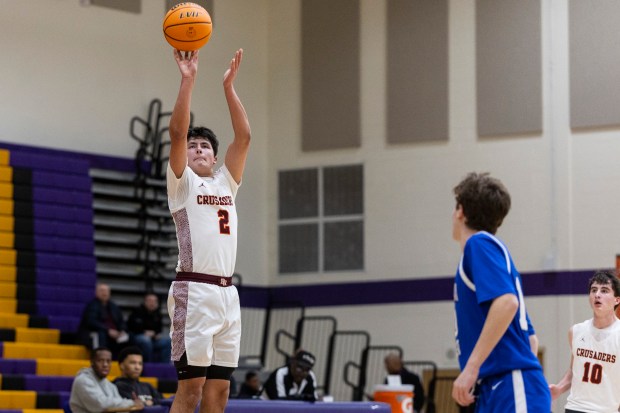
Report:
169,49,199,178
223,49,251,184
549,327,574,400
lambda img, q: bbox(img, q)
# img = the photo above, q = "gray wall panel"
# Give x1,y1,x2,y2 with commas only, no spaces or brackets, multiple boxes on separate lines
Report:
387,0,449,143
569,1,620,130
302,0,360,151
476,0,542,137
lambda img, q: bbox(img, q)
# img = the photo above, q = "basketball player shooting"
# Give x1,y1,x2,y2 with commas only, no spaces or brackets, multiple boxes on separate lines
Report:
166,48,250,413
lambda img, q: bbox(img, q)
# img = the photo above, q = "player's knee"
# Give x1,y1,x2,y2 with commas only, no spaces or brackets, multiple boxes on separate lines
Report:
206,365,235,381
174,379,205,407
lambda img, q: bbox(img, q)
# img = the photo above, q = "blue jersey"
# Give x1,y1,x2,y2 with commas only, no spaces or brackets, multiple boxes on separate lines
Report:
454,232,542,379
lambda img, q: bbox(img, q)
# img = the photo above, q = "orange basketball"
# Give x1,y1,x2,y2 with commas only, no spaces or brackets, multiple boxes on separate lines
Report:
163,2,212,51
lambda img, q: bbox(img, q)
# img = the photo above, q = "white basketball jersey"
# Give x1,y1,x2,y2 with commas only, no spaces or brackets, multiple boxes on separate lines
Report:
565,318,620,412
167,163,239,277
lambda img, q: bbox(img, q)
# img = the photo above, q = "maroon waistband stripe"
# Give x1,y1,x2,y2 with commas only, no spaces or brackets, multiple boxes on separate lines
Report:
176,272,233,287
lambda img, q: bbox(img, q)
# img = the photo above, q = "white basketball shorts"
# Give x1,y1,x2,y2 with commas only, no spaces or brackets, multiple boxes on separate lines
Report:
167,280,241,368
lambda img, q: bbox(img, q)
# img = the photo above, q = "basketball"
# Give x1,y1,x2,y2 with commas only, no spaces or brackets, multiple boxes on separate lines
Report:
163,2,212,51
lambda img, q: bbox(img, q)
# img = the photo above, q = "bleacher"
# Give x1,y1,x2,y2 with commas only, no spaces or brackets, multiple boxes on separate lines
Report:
0,145,177,412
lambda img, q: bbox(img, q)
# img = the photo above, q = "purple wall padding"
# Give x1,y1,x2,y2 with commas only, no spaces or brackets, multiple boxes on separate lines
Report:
37,286,93,304
238,270,598,308
47,316,81,333
32,170,92,192
33,220,93,239
37,301,85,317
33,236,94,255
0,141,137,173
8,151,90,174
32,204,93,223
35,253,96,271
36,269,96,288
33,188,92,207
143,363,177,380
161,400,390,413
0,358,37,374
24,375,74,392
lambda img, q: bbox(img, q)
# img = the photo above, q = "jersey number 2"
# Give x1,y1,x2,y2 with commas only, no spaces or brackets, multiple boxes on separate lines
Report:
218,210,230,234
582,362,602,384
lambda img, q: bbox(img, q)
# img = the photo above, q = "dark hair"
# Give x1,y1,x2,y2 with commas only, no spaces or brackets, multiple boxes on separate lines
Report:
117,346,143,364
91,347,112,361
588,270,620,309
188,126,219,156
453,172,511,234
245,371,257,381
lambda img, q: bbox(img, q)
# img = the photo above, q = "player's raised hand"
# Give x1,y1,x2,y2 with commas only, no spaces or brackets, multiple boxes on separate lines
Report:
223,49,243,89
174,49,199,79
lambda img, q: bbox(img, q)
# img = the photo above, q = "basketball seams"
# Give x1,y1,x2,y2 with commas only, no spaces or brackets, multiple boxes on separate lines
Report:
164,23,212,43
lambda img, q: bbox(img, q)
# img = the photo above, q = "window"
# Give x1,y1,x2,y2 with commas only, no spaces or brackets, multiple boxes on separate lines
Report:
278,165,364,274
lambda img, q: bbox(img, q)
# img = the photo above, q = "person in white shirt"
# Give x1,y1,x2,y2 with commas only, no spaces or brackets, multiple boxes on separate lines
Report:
549,270,620,413
166,47,251,413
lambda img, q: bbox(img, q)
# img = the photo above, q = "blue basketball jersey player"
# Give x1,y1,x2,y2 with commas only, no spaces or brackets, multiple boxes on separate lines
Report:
451,172,551,412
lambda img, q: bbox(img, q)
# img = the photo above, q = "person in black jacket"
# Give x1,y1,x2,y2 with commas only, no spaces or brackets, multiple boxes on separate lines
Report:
262,349,318,402
128,293,171,363
113,346,163,406
384,353,425,413
77,283,129,358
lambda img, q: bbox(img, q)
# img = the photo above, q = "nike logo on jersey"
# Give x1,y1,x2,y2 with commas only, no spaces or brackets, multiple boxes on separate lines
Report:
491,380,503,391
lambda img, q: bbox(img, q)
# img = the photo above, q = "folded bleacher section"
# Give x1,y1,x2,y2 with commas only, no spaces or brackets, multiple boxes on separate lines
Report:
0,147,94,342
0,145,177,412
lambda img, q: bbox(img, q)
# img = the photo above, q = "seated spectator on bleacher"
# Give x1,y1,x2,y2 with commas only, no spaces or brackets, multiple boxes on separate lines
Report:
127,293,171,363
70,347,144,413
383,353,425,413
262,349,318,402
77,283,129,358
113,346,163,406
236,370,261,399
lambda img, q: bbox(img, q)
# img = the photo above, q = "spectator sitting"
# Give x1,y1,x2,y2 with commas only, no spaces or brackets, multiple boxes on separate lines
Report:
383,353,425,413
77,283,129,358
127,293,171,363
236,371,261,399
113,346,163,406
262,349,318,402
70,347,143,413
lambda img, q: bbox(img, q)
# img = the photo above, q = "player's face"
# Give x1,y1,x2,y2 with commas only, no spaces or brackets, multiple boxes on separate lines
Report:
120,354,143,380
91,350,112,379
589,282,620,314
187,138,217,176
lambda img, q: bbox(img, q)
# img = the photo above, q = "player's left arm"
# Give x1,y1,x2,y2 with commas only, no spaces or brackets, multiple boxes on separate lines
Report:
223,49,251,184
452,293,519,406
